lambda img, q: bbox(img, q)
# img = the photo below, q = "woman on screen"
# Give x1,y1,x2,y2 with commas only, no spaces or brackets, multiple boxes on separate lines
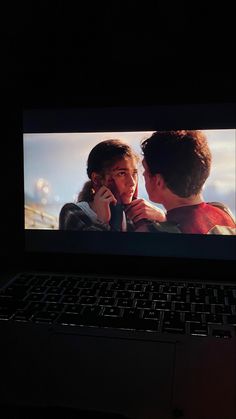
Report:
59,139,167,231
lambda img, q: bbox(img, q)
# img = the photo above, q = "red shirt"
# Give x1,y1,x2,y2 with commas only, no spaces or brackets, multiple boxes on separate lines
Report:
166,202,236,234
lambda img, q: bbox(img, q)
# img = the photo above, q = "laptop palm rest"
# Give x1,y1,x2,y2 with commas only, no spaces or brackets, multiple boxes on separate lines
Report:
48,333,176,419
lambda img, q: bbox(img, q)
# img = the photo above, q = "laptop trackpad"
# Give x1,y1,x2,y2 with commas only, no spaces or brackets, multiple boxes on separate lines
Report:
48,333,175,419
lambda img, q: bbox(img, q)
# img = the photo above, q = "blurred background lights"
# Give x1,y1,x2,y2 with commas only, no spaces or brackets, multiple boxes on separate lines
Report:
34,178,51,205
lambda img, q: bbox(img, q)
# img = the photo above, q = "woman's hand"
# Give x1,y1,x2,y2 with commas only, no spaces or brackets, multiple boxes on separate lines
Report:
125,198,166,223
93,186,117,224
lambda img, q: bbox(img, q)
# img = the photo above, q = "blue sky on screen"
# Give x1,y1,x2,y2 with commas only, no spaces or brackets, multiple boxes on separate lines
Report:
24,130,235,217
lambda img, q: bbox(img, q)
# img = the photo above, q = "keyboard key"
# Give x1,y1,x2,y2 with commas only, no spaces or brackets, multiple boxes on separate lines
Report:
175,303,191,312
185,312,202,322
134,292,150,299
45,294,61,303
79,296,97,305
80,288,97,296
205,314,223,324
65,304,83,314
152,293,167,301
48,287,63,294
14,308,37,321
163,312,185,333
103,307,121,317
80,280,95,289
116,291,132,299
62,295,79,304
99,297,116,306
163,311,181,322
190,296,207,304
226,315,236,325
0,297,28,310
15,275,33,285
33,311,59,323
194,304,211,313
82,306,102,317
45,278,63,286
97,290,114,298
162,325,185,334
136,300,152,309
16,273,34,281
145,284,161,292
26,293,44,302
4,285,29,297
127,284,144,292
162,286,177,294
214,305,232,315
123,308,142,320
170,295,186,303
28,302,46,311
110,283,127,291
63,287,79,296
143,310,160,320
0,308,15,319
57,313,83,326
32,286,48,293
227,296,236,305
209,296,225,304
116,299,133,308
190,323,208,336
155,301,171,311
47,303,65,312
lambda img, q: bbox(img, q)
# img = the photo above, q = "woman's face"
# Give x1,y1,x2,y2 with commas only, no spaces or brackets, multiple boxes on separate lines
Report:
103,157,138,204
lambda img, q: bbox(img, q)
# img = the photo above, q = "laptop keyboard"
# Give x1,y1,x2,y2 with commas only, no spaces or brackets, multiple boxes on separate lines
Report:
0,273,235,338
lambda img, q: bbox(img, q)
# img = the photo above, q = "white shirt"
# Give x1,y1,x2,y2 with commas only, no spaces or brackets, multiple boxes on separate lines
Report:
76,201,127,231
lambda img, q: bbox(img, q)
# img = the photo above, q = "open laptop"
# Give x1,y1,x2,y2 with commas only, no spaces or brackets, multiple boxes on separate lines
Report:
0,103,235,419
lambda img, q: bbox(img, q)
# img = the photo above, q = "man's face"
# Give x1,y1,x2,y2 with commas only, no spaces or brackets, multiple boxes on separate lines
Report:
142,158,157,202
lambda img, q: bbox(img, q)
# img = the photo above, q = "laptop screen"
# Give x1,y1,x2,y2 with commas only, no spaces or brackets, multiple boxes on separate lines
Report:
23,104,236,263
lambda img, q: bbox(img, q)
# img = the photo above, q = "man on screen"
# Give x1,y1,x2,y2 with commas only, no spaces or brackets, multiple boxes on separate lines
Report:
128,130,235,234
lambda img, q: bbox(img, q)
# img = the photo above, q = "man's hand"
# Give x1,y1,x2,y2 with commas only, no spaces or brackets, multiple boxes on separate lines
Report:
125,199,166,223
93,186,117,224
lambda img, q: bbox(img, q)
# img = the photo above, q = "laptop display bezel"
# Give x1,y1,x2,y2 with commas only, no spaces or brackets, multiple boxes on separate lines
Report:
19,102,236,279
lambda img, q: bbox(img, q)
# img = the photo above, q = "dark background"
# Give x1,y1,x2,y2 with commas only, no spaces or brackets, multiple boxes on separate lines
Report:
1,3,235,105
1,3,235,269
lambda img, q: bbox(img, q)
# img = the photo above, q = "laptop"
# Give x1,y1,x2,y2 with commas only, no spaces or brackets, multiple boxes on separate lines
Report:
0,102,235,419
